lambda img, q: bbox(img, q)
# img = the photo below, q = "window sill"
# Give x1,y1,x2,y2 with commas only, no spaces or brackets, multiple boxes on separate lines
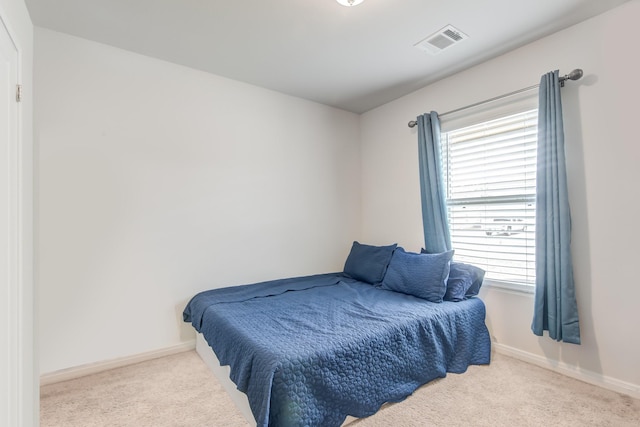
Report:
483,279,535,295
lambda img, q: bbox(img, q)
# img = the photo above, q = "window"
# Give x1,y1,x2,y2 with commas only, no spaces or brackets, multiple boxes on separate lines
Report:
441,109,537,286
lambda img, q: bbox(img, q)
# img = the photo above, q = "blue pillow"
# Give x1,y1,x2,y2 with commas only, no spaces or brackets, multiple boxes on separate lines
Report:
461,263,486,298
382,248,454,302
343,241,397,285
444,262,486,301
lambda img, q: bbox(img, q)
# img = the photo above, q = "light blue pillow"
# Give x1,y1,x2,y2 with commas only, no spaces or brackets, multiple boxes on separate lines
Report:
382,248,454,302
343,241,397,285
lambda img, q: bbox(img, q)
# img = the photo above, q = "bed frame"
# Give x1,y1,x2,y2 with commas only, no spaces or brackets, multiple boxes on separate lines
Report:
195,333,358,426
196,333,255,423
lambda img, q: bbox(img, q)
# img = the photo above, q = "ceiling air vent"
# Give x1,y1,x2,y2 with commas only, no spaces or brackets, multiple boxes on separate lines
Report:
414,25,468,55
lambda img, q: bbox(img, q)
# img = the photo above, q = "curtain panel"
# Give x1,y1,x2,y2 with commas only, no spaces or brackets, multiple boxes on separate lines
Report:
416,112,452,254
531,70,581,345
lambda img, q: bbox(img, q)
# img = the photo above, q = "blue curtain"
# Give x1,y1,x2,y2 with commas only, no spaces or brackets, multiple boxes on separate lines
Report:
531,71,581,344
417,112,452,254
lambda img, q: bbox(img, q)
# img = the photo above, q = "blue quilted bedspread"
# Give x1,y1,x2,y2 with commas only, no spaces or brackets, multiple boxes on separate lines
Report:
183,273,490,427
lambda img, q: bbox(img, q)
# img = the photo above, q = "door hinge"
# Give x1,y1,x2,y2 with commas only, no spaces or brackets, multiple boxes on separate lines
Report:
16,84,22,102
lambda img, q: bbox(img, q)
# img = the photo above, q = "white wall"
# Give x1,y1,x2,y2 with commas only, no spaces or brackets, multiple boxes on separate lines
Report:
35,28,361,374
0,0,34,424
361,1,640,395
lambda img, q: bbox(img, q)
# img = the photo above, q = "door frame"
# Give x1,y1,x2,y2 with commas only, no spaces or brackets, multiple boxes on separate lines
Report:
0,5,34,426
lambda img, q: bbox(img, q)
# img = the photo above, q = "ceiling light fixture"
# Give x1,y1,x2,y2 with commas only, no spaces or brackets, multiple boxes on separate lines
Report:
336,0,364,6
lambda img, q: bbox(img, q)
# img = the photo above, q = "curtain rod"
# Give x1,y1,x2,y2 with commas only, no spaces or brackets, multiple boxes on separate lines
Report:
407,69,583,128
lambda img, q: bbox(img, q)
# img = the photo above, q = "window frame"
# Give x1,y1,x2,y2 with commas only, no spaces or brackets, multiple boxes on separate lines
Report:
439,91,538,292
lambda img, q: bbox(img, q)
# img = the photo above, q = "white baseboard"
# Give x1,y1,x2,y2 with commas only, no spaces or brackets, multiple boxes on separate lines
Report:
40,340,196,386
493,342,640,399
40,339,640,401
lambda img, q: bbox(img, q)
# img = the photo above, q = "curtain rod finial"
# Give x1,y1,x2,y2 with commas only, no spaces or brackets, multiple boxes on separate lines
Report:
560,68,583,86
567,69,583,81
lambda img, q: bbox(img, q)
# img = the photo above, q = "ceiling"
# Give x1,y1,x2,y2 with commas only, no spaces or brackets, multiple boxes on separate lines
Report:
25,0,628,114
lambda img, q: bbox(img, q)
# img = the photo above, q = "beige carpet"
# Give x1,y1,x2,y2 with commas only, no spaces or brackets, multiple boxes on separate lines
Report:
41,350,640,427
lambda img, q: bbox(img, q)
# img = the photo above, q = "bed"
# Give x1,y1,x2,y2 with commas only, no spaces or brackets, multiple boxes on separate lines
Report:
183,243,491,427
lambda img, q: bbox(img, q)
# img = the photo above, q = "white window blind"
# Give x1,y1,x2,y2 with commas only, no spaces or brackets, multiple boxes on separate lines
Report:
442,109,537,285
